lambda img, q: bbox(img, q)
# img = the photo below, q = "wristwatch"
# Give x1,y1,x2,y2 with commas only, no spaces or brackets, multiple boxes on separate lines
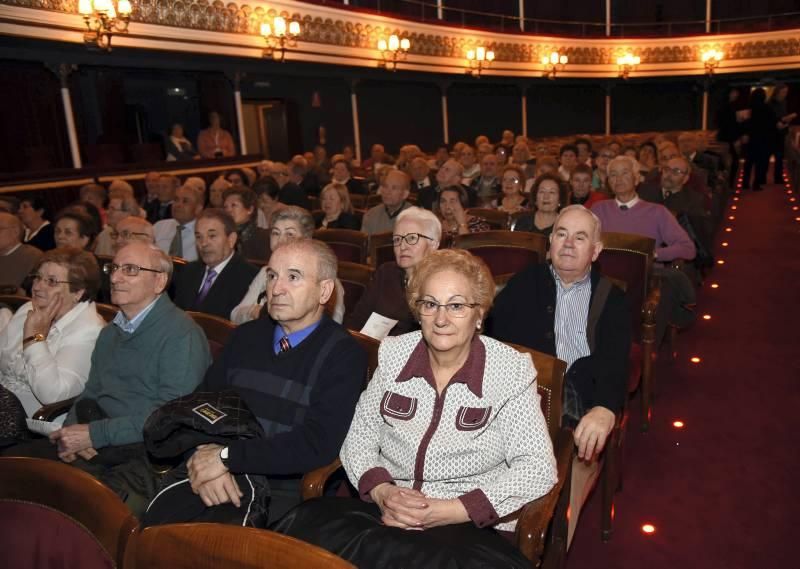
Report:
219,446,230,468
22,333,46,349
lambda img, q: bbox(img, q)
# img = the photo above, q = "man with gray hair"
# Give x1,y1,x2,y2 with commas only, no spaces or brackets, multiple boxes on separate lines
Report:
5,241,211,514
361,170,412,236
486,204,631,547
170,239,368,525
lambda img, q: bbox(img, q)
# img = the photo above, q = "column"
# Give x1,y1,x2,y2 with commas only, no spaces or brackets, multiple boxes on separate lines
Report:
605,85,612,135
605,0,611,36
519,0,525,32
350,81,362,163
233,72,247,155
701,79,710,131
437,0,443,20
441,87,449,145
705,0,712,33
521,92,528,138
50,63,82,169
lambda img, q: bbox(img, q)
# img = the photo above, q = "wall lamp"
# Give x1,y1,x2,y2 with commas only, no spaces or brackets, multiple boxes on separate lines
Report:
261,16,301,62
78,0,131,52
702,49,723,75
466,46,495,77
541,50,568,79
617,53,641,79
377,35,410,71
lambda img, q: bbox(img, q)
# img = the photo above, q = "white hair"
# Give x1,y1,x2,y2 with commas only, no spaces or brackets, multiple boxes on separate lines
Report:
396,206,442,243
552,204,603,243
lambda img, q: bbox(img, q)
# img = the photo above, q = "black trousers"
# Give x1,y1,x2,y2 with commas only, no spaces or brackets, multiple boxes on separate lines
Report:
272,497,530,569
743,143,771,190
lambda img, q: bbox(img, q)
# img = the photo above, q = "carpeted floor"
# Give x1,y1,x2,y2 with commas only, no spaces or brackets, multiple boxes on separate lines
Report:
566,180,800,569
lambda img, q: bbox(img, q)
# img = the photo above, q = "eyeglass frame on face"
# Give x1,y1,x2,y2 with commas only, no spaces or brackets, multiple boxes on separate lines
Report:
392,233,434,247
30,274,75,287
415,299,479,318
662,165,689,176
110,230,150,241
103,263,164,277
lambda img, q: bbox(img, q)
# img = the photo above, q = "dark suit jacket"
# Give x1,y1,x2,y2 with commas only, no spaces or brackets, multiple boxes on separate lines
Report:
418,184,478,211
146,200,172,224
314,211,361,230
278,182,311,210
638,185,712,261
26,223,55,252
173,253,259,320
485,263,631,416
344,178,367,196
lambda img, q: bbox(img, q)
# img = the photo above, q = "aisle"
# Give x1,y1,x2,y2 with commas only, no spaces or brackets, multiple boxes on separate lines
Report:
566,180,800,569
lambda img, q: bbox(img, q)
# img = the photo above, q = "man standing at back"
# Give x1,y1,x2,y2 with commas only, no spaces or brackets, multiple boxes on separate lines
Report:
177,240,367,524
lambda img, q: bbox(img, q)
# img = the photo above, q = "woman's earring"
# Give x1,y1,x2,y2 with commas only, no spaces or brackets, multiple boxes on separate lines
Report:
476,320,482,329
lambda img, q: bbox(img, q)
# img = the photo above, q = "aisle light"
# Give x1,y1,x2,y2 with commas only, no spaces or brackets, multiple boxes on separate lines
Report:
728,216,735,220
717,260,725,265
722,242,728,247
672,420,685,428
690,357,701,364
710,283,719,289
731,205,737,210
641,524,656,535
702,314,711,320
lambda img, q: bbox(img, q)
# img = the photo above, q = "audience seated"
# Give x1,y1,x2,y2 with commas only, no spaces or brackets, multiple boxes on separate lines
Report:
274,248,557,569
222,187,270,262
173,209,258,319
593,146,613,191
197,111,236,159
165,123,198,161
144,239,367,527
54,211,98,251
252,177,282,229
492,165,529,214
409,156,435,193
419,158,475,210
4,242,211,515
486,205,631,546
316,183,360,230
513,173,567,237
437,186,489,240
0,212,43,293
470,152,502,207
79,183,108,227
19,195,55,252
271,162,311,210
361,170,412,237
459,144,481,185
361,143,388,179
575,137,593,166
570,164,610,208
153,185,204,262
638,141,658,174
345,207,440,339
208,176,231,208
141,172,161,216
95,193,141,256
558,144,579,182
147,175,180,223
292,154,321,197
592,155,696,343
331,157,366,196
0,248,104,425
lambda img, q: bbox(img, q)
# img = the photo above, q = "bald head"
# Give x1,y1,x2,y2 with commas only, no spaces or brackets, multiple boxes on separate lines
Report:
113,216,155,253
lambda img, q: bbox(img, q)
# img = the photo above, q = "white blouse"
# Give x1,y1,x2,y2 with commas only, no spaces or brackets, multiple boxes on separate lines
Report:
0,301,105,419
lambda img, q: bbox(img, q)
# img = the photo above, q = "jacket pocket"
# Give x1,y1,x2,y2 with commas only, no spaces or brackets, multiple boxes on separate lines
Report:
380,391,417,421
455,406,492,431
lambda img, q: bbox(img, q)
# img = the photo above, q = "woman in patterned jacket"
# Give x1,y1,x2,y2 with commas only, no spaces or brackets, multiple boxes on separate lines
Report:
274,248,557,568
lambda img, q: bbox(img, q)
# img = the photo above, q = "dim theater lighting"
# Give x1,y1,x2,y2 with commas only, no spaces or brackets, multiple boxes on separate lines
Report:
690,357,701,363
702,314,711,320
78,0,132,51
541,50,568,79
717,260,725,265
466,45,495,77
672,420,685,428
261,15,302,62
711,283,719,289
378,34,411,71
641,524,656,534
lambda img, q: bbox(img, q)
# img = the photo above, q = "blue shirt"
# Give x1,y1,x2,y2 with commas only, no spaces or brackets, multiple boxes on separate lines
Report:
272,319,322,354
112,295,161,334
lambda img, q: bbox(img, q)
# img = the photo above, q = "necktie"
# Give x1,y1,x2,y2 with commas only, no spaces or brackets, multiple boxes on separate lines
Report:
279,335,291,353
169,224,185,257
619,205,629,211
194,269,217,306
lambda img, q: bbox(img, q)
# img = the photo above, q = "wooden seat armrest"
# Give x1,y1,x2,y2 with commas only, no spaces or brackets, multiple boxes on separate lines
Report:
514,428,574,562
642,281,660,328
301,458,344,501
32,397,77,421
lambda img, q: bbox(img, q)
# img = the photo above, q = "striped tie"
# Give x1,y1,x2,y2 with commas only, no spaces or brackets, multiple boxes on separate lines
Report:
279,335,291,353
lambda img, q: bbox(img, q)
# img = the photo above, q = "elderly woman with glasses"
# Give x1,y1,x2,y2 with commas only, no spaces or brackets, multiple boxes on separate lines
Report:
492,165,529,214
275,249,557,568
344,207,440,339
0,247,104,428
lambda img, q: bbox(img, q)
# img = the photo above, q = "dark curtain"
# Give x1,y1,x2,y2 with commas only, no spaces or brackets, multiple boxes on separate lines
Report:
447,83,521,145
527,84,605,137
612,81,701,133
0,61,70,173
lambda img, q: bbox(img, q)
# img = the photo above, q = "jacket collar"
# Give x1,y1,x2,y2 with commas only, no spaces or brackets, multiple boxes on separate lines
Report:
394,334,486,398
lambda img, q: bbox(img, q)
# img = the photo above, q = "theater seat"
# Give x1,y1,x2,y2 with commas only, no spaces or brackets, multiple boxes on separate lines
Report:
0,457,138,567
453,230,547,277
313,229,368,264
123,523,355,569
186,311,236,360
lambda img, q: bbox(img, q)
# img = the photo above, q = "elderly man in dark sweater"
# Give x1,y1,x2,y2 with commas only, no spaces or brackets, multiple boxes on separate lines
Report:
186,239,367,523
485,205,631,547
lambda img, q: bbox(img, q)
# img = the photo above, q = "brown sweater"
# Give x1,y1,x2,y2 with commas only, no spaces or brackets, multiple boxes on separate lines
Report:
0,244,43,291
343,262,418,336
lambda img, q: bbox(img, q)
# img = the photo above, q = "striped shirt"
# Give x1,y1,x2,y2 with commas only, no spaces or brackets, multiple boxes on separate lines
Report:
550,265,592,420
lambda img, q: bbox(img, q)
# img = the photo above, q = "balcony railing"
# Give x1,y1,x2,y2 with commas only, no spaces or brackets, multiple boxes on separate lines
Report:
301,0,800,38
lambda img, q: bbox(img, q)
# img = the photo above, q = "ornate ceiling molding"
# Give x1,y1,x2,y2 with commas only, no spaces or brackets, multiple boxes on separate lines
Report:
1,0,799,76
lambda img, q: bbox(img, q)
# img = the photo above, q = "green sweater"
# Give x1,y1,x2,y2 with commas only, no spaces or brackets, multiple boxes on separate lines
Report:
67,294,211,448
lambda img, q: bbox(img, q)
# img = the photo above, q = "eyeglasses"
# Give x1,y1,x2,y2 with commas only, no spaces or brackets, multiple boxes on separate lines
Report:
392,233,434,247
415,300,479,318
110,230,150,241
662,166,689,176
30,274,74,287
103,263,164,277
